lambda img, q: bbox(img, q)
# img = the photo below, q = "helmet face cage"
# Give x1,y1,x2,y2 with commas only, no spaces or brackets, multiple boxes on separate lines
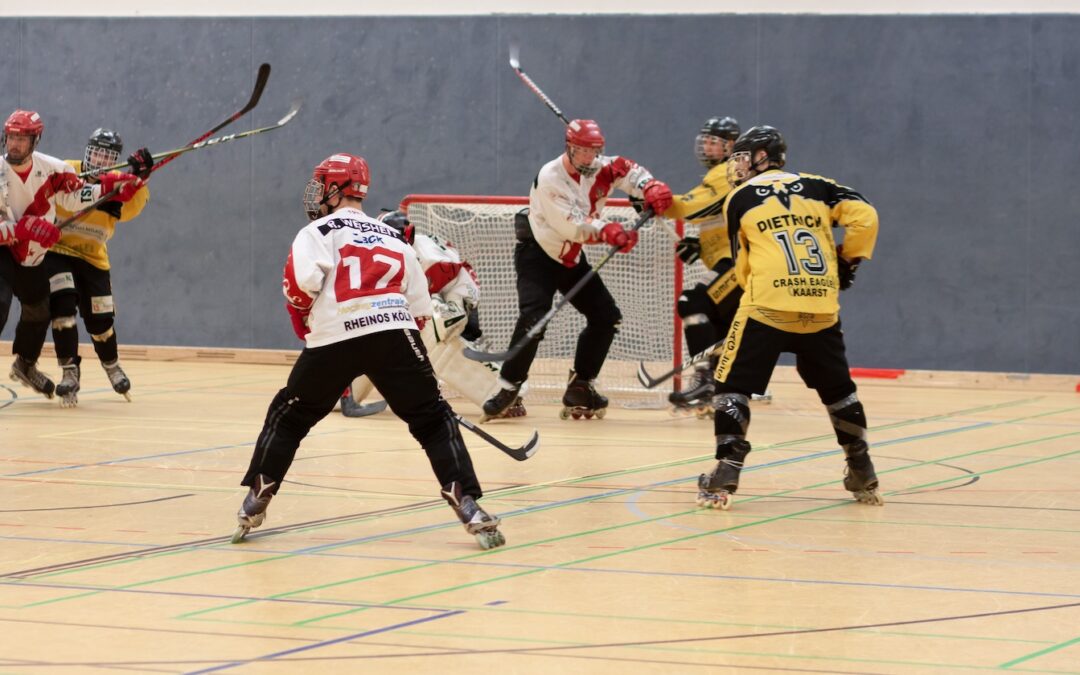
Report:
727,126,787,185
302,178,326,220
84,129,123,175
567,143,603,177
694,134,735,168
726,151,753,186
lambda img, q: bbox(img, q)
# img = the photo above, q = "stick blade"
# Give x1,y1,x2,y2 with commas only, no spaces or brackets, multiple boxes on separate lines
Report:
515,430,541,461
508,43,520,69
278,98,303,126
341,399,387,418
238,63,272,116
463,346,514,363
637,361,661,389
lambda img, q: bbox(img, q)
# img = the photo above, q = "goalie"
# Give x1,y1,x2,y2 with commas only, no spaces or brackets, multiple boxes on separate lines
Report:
341,210,525,419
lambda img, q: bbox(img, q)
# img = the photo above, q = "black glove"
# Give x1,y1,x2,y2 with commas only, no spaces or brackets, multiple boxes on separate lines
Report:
127,148,153,180
95,201,123,219
837,255,861,290
675,236,701,265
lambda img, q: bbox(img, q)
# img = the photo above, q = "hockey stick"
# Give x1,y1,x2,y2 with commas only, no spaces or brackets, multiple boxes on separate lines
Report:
57,63,271,231
463,207,655,363
78,97,300,179
636,343,717,389
455,413,539,462
509,44,570,125
341,398,388,418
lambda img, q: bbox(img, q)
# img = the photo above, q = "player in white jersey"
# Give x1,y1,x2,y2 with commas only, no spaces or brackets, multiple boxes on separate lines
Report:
343,209,525,418
233,153,505,549
481,119,673,420
0,110,141,397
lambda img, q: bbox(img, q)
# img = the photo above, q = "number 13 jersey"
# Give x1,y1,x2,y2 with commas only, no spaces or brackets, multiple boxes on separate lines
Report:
723,170,878,316
284,206,433,348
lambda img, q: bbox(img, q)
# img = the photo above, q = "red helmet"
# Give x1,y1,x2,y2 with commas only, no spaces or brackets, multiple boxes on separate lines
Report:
303,153,370,220
565,119,604,149
4,109,44,137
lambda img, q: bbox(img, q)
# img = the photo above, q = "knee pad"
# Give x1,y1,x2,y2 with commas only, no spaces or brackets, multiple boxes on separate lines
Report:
826,392,867,450
713,391,750,440
51,315,77,331
50,290,78,318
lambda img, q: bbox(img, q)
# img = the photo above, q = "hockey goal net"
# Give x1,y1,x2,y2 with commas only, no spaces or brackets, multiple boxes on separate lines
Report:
401,194,711,407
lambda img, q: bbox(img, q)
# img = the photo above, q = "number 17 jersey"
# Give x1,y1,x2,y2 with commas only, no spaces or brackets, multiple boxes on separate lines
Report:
284,206,433,348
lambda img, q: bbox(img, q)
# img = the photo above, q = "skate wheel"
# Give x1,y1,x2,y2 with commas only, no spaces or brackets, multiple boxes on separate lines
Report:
583,410,594,419
559,408,570,420
853,489,885,506
475,530,506,550
230,525,251,544
60,395,78,409
122,392,132,402
595,408,606,419
696,491,732,510
571,411,582,420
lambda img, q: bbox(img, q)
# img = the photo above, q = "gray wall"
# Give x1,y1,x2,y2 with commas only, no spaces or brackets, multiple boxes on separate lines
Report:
1,15,1077,374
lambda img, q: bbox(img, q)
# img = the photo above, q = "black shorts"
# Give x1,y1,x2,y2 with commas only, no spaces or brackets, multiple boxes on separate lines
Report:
43,253,114,317
715,307,854,398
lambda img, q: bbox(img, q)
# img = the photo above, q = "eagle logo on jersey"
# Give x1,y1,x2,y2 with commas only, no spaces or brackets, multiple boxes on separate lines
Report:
754,179,803,210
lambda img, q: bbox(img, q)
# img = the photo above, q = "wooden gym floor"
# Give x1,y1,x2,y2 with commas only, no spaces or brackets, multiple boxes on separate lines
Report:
1,353,1078,674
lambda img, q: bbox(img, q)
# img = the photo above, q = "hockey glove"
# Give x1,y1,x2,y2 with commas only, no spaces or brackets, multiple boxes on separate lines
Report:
642,179,673,215
48,171,84,194
601,222,638,253
15,215,61,249
285,303,310,341
837,253,861,291
675,236,701,265
99,173,144,203
127,148,154,180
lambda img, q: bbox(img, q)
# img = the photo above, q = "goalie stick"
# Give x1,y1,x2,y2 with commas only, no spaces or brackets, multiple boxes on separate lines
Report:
463,207,655,364
341,398,388,418
57,62,272,231
79,97,300,179
636,343,718,389
455,413,539,462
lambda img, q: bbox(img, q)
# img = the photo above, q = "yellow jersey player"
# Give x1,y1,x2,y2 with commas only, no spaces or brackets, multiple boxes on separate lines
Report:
50,128,152,406
697,125,882,510
662,116,748,413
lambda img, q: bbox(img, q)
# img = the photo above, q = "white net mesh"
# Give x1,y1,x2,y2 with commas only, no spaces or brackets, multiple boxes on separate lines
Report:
403,195,713,407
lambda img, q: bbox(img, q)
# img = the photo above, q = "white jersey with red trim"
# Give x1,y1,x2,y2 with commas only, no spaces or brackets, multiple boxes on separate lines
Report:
283,206,433,348
412,232,480,308
528,154,653,266
0,151,101,224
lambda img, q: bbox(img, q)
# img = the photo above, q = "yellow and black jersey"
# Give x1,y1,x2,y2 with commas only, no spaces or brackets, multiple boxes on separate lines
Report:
52,159,150,271
663,160,735,270
722,169,877,323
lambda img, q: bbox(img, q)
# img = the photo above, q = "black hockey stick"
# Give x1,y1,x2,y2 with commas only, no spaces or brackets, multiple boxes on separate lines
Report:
79,97,300,179
455,414,539,462
637,343,717,389
57,63,271,231
463,208,655,363
509,44,570,125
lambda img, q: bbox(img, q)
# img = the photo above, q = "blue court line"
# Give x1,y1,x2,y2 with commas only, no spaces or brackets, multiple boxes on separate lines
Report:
5,442,256,477
183,609,465,674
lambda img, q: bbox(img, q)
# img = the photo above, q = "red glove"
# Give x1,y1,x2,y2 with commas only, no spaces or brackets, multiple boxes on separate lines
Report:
99,172,144,203
285,303,310,341
15,215,60,248
49,172,84,194
601,222,638,253
642,179,673,215
127,148,154,180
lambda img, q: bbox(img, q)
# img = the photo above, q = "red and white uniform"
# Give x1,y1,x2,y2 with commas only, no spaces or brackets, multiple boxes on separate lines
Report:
283,206,431,348
528,154,654,266
413,233,480,309
0,152,99,224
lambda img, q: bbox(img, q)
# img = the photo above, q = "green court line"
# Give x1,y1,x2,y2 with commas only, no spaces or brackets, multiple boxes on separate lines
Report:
999,634,1080,668
12,398,1072,618
790,515,1080,536
16,400,1075,619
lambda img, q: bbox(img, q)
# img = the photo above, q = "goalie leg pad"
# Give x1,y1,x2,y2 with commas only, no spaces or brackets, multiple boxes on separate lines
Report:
428,335,501,407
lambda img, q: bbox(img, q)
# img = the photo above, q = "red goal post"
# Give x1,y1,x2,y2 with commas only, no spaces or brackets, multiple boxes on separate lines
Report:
401,194,707,406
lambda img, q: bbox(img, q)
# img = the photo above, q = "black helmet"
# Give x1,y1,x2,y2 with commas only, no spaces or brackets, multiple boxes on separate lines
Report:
84,128,124,175
377,209,414,245
732,125,786,169
700,116,740,141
